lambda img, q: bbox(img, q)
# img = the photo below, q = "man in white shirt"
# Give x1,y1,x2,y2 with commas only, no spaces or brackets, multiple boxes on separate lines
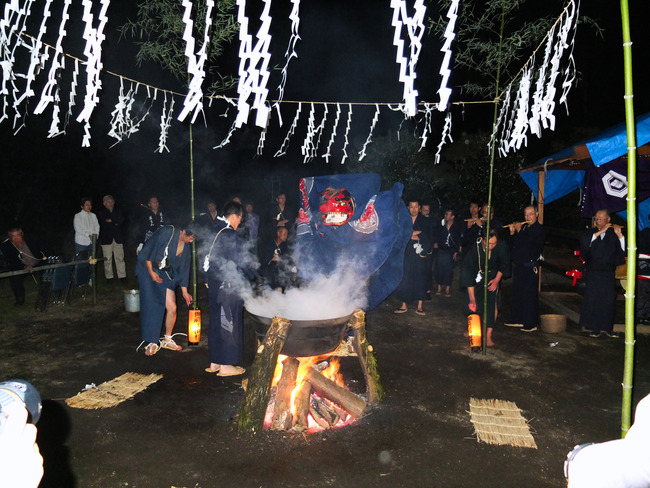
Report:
73,197,100,253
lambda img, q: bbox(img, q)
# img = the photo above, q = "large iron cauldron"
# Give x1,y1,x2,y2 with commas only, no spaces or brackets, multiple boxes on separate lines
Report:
247,311,352,357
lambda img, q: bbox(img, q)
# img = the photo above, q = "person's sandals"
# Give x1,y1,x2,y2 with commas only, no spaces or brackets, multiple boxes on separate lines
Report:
160,335,182,351
217,366,246,377
145,343,159,356
394,307,408,314
205,366,220,373
416,309,426,316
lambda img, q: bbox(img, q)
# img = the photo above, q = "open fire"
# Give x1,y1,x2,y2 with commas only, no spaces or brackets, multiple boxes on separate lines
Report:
236,309,382,435
263,353,361,432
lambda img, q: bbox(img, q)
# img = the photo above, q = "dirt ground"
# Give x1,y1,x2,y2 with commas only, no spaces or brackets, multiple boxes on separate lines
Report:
1,269,649,488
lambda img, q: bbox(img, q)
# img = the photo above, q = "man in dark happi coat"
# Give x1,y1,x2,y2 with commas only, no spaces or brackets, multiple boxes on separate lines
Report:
579,209,625,338
506,206,546,332
394,200,433,315
204,201,256,376
136,225,194,356
460,228,510,346
434,209,461,297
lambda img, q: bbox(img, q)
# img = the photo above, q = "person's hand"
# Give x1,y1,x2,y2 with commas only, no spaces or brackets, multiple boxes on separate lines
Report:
614,225,624,238
271,254,280,262
0,403,44,488
433,243,439,249
149,272,163,284
278,219,288,226
182,292,193,307
468,297,477,312
412,230,421,240
488,277,500,292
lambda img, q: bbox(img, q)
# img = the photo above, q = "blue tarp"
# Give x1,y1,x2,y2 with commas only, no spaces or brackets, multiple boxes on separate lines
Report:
519,112,650,228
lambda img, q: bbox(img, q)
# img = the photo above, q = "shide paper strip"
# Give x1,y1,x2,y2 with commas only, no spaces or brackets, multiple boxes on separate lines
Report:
157,91,175,153
391,0,426,117
0,0,34,125
529,28,554,138
58,57,79,137
358,104,380,161
435,111,452,165
34,0,71,122
510,66,531,151
418,102,434,151
273,0,300,126
340,103,352,165
558,0,578,112
177,0,214,124
437,0,458,112
300,102,315,163
235,0,272,129
274,101,301,157
323,103,341,163
108,80,152,147
13,0,52,132
76,0,110,147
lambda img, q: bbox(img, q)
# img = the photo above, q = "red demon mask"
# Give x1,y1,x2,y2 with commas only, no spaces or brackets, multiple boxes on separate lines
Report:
318,188,355,226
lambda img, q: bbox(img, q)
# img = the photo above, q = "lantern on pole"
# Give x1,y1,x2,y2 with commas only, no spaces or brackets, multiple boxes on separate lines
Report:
188,308,201,346
467,314,482,352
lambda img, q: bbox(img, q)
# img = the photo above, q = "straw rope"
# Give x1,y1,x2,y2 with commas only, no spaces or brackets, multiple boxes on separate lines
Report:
65,372,163,409
468,397,537,449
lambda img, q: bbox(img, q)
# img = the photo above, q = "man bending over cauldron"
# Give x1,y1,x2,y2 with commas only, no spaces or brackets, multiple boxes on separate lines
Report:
203,201,256,377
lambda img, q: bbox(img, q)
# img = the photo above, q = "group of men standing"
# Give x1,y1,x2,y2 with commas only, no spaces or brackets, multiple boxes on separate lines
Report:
392,199,624,344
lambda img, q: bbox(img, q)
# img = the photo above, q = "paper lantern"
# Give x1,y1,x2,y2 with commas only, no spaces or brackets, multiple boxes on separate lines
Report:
467,314,482,351
188,309,201,345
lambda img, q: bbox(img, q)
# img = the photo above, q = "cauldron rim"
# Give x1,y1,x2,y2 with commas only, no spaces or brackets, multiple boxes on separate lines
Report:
246,310,353,357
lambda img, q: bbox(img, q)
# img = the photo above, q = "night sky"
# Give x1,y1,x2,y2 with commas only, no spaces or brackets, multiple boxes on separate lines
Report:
1,0,649,248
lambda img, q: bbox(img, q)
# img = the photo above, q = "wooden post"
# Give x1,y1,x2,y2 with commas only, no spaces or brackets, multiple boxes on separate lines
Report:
537,171,545,293
271,356,299,431
236,316,291,434
349,309,383,403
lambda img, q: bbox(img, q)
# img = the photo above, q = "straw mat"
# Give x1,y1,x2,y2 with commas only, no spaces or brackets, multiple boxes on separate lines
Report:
66,372,163,409
468,397,537,448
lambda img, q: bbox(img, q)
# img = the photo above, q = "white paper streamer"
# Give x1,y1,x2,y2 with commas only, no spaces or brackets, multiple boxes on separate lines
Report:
391,0,427,117
510,66,531,150
358,104,380,161
313,103,328,158
323,103,341,163
418,102,434,151
235,0,273,129
75,0,111,147
0,0,34,125
340,103,352,165
437,0,458,112
214,120,237,149
177,0,214,124
57,57,79,137
157,91,175,153
34,0,71,120
528,29,554,138
300,102,316,163
559,0,578,112
256,128,266,155
274,102,301,157
435,112,453,164
108,80,152,147
273,0,300,126
13,0,52,131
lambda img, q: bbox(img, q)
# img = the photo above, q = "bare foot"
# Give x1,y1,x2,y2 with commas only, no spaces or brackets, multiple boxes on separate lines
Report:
205,363,221,373
487,339,495,347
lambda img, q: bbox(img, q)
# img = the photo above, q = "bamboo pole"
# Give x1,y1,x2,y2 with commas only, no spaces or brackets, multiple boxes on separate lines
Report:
481,5,507,354
619,0,636,437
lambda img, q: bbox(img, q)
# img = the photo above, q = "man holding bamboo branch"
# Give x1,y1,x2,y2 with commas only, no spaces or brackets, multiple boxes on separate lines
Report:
505,206,545,332
578,209,625,339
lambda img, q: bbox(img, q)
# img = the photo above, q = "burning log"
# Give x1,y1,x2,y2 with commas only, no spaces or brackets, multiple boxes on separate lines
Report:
292,379,312,432
349,309,383,403
271,356,299,431
305,367,366,419
309,404,331,430
312,396,341,427
237,317,291,434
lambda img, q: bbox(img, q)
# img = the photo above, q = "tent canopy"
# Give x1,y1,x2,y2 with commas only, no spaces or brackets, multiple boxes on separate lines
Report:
519,112,650,228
